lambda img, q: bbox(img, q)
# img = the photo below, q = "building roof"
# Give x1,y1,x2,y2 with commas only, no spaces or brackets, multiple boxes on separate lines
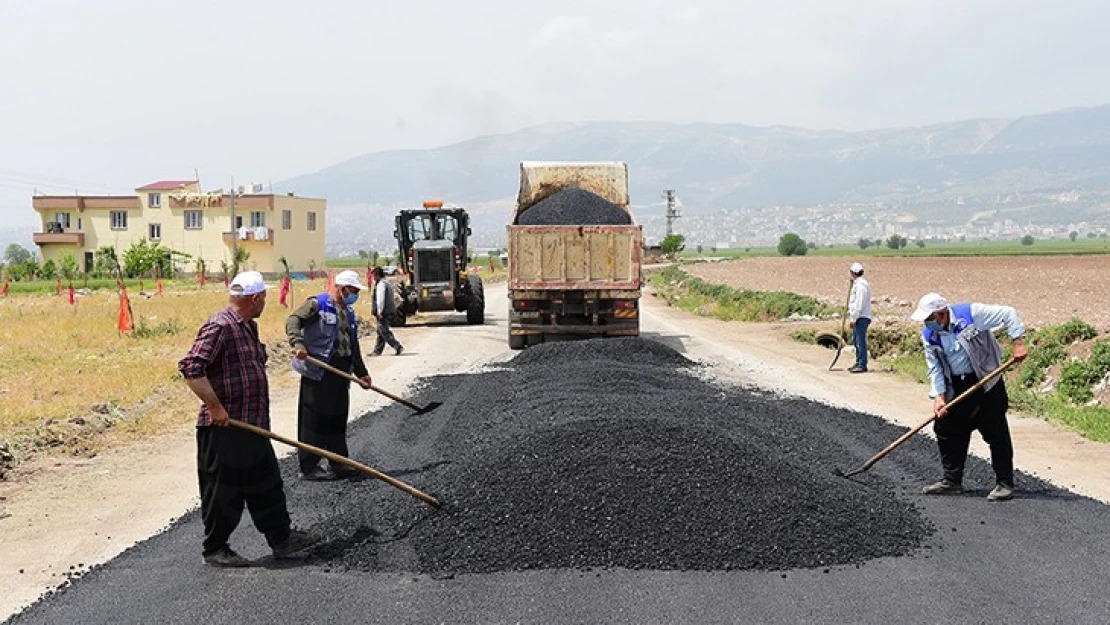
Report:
136,180,197,191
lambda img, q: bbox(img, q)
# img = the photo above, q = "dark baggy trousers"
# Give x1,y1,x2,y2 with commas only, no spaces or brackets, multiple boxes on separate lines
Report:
373,317,402,355
853,317,871,369
196,426,291,555
933,375,1014,487
297,355,352,474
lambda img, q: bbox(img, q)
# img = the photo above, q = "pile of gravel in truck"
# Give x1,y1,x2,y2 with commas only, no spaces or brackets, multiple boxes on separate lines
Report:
307,338,934,575
516,187,633,225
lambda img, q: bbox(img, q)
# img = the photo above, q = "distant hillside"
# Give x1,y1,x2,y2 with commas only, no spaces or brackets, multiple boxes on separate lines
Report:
277,104,1110,213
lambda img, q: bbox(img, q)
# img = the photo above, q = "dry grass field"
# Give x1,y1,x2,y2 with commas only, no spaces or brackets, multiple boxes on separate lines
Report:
0,280,329,465
685,256,1110,331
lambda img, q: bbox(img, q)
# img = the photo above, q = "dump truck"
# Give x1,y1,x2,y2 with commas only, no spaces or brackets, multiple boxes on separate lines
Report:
507,161,643,349
392,201,485,325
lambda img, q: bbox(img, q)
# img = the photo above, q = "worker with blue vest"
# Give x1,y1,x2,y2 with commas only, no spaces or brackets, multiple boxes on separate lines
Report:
286,269,373,481
911,293,1028,501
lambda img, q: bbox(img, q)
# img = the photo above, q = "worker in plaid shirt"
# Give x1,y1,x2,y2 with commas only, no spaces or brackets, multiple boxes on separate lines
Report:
179,271,321,568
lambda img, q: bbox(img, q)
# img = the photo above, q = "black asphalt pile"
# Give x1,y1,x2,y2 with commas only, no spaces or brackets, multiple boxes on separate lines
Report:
311,338,933,575
516,187,633,225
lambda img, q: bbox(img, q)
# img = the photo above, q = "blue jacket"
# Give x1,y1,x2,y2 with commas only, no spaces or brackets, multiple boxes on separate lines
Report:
291,293,358,381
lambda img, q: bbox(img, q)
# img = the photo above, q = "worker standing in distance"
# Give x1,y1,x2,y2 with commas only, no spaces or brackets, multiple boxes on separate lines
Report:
286,269,372,481
179,271,321,566
910,293,1028,501
847,262,872,374
370,266,404,356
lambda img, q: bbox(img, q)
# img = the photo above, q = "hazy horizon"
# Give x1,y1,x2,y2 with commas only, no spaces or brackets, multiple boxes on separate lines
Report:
3,1,1110,227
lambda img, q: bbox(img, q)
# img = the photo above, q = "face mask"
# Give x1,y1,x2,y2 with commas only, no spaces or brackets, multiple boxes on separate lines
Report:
343,291,360,306
925,320,942,333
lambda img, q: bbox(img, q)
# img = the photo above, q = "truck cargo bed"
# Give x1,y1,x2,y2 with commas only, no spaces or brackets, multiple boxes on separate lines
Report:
508,225,642,291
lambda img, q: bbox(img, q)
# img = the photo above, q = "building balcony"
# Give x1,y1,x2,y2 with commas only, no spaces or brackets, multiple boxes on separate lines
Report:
223,228,274,245
33,231,85,246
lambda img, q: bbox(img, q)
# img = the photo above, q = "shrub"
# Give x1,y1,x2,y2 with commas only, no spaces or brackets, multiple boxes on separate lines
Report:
1058,360,1102,404
777,233,807,257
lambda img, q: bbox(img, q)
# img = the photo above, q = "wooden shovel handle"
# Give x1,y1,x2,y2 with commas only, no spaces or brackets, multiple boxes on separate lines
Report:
303,355,423,411
857,357,1017,473
227,420,439,507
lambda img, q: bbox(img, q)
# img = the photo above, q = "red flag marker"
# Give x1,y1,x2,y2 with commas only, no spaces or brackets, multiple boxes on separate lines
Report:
1,279,9,297
68,285,75,305
117,288,133,334
157,277,164,297
279,275,291,307
223,275,229,289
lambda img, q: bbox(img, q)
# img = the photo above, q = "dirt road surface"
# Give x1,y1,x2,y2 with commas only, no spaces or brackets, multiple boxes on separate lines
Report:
1,283,1107,623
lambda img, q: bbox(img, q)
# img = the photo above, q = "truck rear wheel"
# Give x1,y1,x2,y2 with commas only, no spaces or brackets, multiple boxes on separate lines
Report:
508,328,526,350
466,274,485,325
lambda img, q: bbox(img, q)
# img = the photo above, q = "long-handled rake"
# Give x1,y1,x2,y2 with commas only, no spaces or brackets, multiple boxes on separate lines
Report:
834,358,1016,478
304,355,441,415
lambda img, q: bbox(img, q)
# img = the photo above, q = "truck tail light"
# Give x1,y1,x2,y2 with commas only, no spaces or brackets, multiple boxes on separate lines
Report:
615,300,636,310
515,300,536,310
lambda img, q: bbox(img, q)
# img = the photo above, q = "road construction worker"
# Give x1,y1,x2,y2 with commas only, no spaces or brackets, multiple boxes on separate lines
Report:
847,262,871,373
180,271,322,566
911,292,1028,501
286,269,372,481
370,266,404,356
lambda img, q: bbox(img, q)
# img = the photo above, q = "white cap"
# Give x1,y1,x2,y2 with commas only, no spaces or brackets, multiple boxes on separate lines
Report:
911,292,948,321
334,269,365,290
229,271,272,296
850,262,864,274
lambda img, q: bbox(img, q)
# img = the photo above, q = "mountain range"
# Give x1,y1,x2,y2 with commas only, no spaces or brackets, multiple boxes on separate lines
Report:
277,104,1110,215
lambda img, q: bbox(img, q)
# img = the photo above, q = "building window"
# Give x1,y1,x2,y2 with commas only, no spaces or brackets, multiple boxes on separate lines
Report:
249,211,266,227
282,210,291,230
110,211,128,230
148,192,161,208
55,212,71,229
184,210,203,230
307,211,317,231
149,223,162,240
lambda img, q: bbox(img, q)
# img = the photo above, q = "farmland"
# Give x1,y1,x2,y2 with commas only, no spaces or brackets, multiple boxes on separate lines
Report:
683,255,1110,330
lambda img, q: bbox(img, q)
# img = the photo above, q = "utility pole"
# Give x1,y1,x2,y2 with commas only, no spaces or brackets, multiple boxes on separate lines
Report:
663,189,682,236
230,177,237,262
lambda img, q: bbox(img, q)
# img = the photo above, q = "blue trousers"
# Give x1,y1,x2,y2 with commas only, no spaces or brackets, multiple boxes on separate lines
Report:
852,317,871,369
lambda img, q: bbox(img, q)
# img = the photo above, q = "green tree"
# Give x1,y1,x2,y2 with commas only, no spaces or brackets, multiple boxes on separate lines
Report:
94,246,120,279
885,234,908,250
857,238,871,249
4,243,32,265
357,249,368,259
696,244,704,254
371,250,380,264
915,240,926,248
231,246,251,276
777,233,808,257
39,259,58,280
1021,235,1035,246
123,239,179,278
59,252,79,281
660,233,686,258
1069,231,1079,242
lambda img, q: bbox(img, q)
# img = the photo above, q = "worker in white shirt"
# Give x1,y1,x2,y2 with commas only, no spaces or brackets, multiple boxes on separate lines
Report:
370,266,404,356
847,262,872,373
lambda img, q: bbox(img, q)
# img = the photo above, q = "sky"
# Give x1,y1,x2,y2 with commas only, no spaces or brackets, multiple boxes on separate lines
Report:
2,0,1110,226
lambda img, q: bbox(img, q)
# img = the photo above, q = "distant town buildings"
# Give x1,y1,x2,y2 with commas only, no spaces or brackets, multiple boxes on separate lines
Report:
31,180,326,275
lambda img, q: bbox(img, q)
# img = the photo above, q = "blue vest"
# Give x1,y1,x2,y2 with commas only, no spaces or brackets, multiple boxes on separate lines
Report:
923,303,973,346
291,293,358,381
921,302,1004,398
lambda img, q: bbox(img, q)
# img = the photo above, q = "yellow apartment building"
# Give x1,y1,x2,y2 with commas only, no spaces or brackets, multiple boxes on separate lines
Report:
32,180,326,276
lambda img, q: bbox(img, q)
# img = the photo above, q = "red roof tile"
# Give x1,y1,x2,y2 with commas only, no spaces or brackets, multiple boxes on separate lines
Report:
137,180,197,191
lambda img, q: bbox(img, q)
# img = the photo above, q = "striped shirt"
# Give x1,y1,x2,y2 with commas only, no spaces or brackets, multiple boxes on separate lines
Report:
178,306,271,429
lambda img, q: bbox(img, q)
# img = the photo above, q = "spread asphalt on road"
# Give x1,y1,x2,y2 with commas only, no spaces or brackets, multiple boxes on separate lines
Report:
7,338,1109,625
